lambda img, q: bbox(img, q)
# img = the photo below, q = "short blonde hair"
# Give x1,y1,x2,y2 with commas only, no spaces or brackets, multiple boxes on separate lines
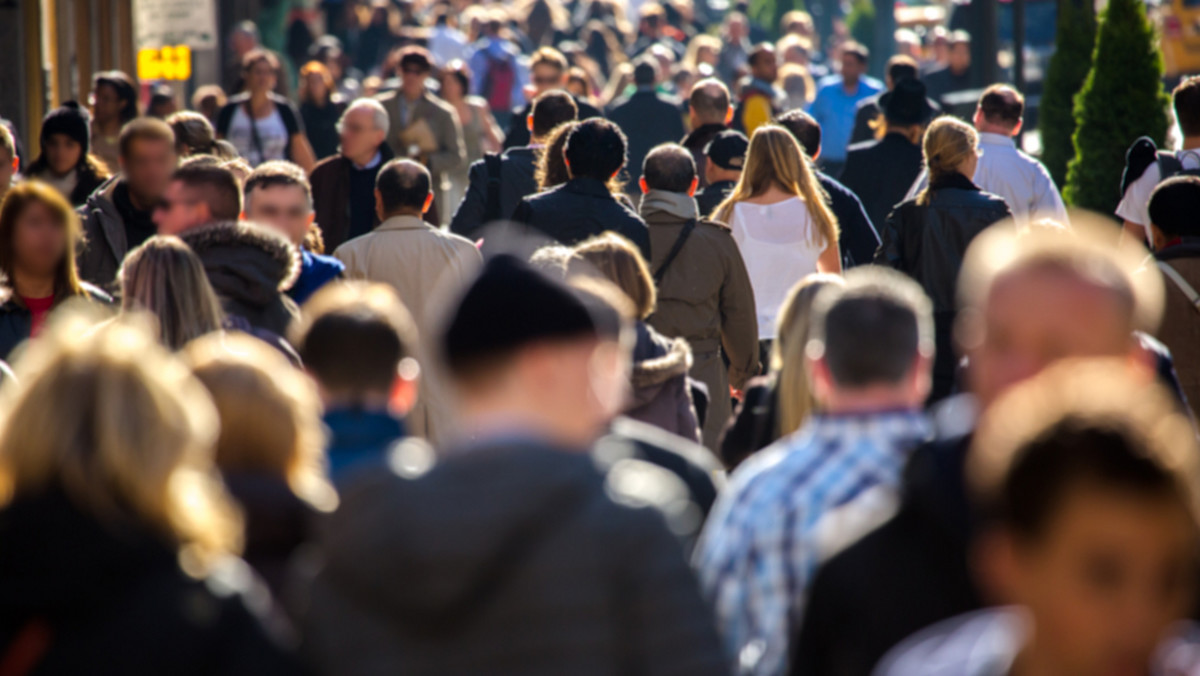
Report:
185,333,335,512
0,315,240,569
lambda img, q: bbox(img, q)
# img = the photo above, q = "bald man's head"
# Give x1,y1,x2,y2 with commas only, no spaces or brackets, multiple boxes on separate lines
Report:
376,159,432,216
689,78,732,125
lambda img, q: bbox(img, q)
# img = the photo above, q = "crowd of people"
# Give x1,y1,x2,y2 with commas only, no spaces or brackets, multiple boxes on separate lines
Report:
3,0,1200,674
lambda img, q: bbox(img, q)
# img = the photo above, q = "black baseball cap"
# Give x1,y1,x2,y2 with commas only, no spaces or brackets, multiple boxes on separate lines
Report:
705,130,749,171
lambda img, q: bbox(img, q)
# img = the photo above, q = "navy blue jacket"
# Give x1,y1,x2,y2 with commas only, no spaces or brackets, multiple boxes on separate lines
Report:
287,249,344,306
511,177,652,259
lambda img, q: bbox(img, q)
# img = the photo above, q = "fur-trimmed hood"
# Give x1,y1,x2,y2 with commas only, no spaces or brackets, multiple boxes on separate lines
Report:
179,220,302,306
631,322,693,405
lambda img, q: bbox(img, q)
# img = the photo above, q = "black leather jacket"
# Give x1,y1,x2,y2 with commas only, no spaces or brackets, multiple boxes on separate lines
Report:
875,174,1011,314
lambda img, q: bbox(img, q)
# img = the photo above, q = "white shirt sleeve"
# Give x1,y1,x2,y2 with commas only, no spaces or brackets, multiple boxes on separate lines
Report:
1115,162,1162,237
1030,161,1069,227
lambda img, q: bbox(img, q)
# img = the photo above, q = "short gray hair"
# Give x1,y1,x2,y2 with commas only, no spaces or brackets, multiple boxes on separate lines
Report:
807,266,934,388
338,98,390,137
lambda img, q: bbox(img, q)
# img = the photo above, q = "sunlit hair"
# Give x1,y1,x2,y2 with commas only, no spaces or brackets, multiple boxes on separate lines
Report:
773,274,844,438
298,61,336,105
535,120,624,196
0,181,85,302
166,111,220,157
120,236,225,350
569,232,656,320
713,125,839,249
918,116,978,206
0,315,240,569
184,333,336,513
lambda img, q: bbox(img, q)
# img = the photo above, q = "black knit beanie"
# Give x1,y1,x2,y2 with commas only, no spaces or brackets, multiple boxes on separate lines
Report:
40,101,91,157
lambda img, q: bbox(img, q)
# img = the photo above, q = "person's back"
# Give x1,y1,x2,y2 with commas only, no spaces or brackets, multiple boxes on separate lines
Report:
1145,177,1200,418
300,255,728,675
609,61,686,190
840,134,923,231
696,268,934,676
450,89,579,237
510,119,651,258
333,160,481,445
731,197,825,338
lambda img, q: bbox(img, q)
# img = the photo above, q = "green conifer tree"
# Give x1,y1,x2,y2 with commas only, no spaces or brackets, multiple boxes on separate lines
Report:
1039,0,1096,188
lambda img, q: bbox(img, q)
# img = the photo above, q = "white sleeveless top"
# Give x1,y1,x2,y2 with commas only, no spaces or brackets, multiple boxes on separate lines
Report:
729,197,826,339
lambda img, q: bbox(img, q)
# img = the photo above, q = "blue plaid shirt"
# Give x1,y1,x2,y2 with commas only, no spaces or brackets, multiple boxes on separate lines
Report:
694,410,932,675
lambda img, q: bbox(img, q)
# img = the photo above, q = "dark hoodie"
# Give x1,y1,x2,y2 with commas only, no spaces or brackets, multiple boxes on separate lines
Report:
179,221,302,338
0,490,300,675
300,440,728,676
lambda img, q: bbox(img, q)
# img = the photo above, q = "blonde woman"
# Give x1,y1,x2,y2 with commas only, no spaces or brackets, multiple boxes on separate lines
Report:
0,318,298,672
714,124,841,346
120,236,225,350
876,116,1011,401
570,233,700,443
185,332,335,599
719,273,843,469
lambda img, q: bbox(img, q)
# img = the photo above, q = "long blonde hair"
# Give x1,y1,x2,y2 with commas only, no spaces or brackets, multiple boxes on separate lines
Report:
121,236,225,350
0,315,240,569
713,125,839,249
184,333,336,513
774,274,844,438
918,116,978,206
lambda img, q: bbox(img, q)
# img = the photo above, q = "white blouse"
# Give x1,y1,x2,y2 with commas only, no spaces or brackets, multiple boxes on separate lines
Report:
729,197,826,340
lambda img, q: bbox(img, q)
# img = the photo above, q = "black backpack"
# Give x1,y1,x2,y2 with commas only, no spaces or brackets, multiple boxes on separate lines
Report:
1121,136,1200,197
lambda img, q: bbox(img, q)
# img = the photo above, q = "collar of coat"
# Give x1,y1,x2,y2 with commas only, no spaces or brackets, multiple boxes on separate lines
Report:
928,171,980,193
378,214,435,231
178,220,302,293
640,189,698,222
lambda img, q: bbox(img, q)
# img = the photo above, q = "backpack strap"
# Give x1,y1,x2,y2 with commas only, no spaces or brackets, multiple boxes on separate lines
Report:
484,153,503,222
653,219,697,284
1159,261,1200,313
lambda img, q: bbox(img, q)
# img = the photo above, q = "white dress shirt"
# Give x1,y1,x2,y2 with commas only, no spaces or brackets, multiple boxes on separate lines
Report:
905,132,1069,227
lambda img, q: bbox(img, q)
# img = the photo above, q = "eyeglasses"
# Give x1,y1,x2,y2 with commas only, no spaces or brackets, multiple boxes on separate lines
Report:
340,123,372,135
254,206,311,220
533,75,563,87
402,68,427,76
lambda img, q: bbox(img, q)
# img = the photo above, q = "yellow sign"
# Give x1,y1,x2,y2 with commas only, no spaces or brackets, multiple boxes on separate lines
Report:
137,45,192,81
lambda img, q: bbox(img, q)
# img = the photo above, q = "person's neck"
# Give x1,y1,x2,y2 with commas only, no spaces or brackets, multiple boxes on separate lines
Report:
249,90,270,107
382,209,423,221
842,75,859,92
461,398,595,451
821,385,918,416
126,185,156,212
710,170,741,184
977,124,1016,137
347,148,378,167
1183,135,1200,150
403,88,423,103
96,117,122,135
12,269,55,299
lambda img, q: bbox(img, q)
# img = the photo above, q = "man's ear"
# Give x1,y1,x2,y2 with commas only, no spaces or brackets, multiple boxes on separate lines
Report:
527,114,534,133
639,176,649,194
688,176,699,197
1011,119,1023,137
422,192,434,214
724,105,734,125
812,145,821,162
306,211,316,225
807,352,833,405
389,371,419,416
375,189,385,220
239,211,248,222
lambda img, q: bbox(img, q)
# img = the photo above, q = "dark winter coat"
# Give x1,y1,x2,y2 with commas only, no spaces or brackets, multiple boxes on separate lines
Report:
222,472,319,604
310,142,395,252
627,322,700,443
179,221,302,338
511,177,652,259
449,146,540,238
300,439,729,675
875,174,1011,400
839,132,925,234
0,283,112,361
695,180,736,218
0,490,301,675
817,170,880,269
301,98,348,160
791,435,981,676
608,89,687,189
717,374,780,471
77,177,131,290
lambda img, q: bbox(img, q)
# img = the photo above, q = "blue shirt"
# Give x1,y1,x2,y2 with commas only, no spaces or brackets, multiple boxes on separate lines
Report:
694,410,930,676
323,408,407,484
288,249,344,306
808,75,884,163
